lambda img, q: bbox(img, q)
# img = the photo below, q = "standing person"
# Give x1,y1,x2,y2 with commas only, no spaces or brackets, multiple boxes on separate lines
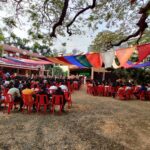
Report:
83,76,87,85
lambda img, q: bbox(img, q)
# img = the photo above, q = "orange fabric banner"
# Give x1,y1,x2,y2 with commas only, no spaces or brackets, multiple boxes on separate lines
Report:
86,53,102,68
116,47,135,67
46,57,71,65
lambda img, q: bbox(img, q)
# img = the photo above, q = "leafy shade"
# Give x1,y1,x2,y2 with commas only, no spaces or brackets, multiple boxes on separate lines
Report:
0,0,149,46
91,31,125,52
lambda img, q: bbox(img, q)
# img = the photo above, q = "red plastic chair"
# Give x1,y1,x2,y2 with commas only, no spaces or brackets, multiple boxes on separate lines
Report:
104,86,110,96
64,92,72,108
36,94,49,113
97,85,104,96
116,88,125,100
147,91,150,100
86,85,92,94
139,91,146,100
22,94,35,113
51,95,64,114
133,86,140,93
4,94,14,114
73,82,79,90
125,89,133,100
3,88,9,96
109,86,117,96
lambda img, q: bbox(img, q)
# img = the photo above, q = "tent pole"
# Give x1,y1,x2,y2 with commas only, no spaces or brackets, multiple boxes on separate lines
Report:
68,66,70,78
91,67,94,80
52,68,54,77
102,71,105,81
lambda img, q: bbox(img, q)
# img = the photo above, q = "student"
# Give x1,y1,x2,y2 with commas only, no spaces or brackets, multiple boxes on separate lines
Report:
53,87,66,112
8,83,23,111
59,82,68,92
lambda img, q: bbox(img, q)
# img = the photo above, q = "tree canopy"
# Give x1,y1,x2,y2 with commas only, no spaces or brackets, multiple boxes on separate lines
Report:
0,0,150,48
91,29,150,52
90,30,125,52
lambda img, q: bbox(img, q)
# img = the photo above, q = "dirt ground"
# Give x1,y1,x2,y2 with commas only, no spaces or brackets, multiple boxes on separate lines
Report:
0,85,150,150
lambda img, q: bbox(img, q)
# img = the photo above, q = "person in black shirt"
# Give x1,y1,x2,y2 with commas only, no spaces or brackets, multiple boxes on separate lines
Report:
53,87,66,112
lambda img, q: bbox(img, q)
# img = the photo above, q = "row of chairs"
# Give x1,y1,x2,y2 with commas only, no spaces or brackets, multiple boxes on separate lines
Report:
87,85,150,100
3,92,72,114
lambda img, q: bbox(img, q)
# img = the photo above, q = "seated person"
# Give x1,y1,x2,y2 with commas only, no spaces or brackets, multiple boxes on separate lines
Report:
31,84,39,93
7,83,23,111
37,85,51,100
22,83,35,95
59,82,68,92
125,83,132,91
49,83,57,94
147,84,150,91
53,87,66,112
22,83,36,109
0,87,5,107
134,83,147,99
137,84,147,92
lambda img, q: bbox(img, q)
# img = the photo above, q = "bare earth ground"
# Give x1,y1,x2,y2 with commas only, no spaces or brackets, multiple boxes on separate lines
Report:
0,85,150,150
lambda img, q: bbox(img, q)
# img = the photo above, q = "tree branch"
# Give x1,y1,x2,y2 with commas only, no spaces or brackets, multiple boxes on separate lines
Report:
14,0,24,12
113,1,150,46
66,0,97,36
50,0,70,37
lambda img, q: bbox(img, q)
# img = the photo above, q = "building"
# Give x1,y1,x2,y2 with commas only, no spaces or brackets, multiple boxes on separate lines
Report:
0,44,52,76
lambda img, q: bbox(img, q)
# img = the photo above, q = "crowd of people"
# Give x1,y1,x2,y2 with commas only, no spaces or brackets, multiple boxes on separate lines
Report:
0,74,81,112
1,69,149,114
86,79,150,100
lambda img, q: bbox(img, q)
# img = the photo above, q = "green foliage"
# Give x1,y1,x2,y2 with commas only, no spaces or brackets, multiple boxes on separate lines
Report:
3,17,16,28
139,30,150,44
0,30,52,56
91,30,125,52
128,30,150,45
53,66,64,76
0,0,145,43
112,68,150,84
0,45,4,57
0,34,4,42
62,42,66,47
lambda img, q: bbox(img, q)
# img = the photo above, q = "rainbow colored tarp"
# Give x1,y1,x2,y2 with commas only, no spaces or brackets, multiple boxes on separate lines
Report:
2,43,149,69
46,43,150,69
2,57,52,66
47,53,102,68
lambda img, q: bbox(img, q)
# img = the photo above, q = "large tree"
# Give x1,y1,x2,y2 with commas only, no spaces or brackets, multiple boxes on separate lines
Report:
90,30,126,52
0,32,52,56
0,0,150,48
91,29,150,52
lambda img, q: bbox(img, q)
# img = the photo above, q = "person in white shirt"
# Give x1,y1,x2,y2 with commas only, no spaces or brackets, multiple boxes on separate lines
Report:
59,82,68,92
7,83,23,111
147,84,150,91
8,84,21,100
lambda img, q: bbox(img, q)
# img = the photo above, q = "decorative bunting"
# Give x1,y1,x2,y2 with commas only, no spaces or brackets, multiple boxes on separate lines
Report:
101,50,115,68
75,55,92,67
46,57,70,65
124,61,150,68
137,43,150,63
64,56,85,68
112,59,120,69
116,47,135,67
86,53,102,68
1,43,150,69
